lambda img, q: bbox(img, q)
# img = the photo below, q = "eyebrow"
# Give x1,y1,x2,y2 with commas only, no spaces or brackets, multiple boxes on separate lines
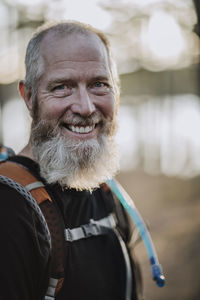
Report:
46,77,74,90
46,74,111,89
89,76,111,82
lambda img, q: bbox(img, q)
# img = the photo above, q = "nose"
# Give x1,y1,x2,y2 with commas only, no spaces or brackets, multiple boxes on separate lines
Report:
71,87,96,117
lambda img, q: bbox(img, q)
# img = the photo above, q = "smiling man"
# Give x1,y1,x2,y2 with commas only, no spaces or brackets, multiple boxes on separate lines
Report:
0,21,142,300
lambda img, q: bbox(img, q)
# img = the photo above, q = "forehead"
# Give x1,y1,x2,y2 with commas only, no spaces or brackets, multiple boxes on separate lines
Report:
40,31,109,71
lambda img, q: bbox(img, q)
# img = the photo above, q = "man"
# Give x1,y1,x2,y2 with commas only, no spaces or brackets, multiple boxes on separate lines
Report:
0,21,142,300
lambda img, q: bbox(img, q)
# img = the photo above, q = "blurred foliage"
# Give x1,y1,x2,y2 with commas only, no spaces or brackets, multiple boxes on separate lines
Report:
0,0,199,83
101,0,199,72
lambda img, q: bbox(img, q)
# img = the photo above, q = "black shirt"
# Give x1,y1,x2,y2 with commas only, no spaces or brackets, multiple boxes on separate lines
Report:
0,156,141,300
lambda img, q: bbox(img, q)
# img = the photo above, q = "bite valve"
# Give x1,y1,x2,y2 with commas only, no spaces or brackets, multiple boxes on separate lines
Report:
151,263,165,287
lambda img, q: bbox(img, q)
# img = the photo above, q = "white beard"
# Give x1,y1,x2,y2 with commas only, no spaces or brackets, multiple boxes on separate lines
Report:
32,125,119,191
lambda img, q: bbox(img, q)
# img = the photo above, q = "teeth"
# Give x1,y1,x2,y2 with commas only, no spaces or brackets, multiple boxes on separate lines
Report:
68,125,94,133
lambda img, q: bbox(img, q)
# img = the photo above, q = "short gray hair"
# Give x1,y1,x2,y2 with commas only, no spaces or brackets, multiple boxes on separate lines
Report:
24,20,120,105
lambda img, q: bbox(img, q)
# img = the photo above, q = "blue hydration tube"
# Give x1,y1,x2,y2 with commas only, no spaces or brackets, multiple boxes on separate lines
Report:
0,147,9,162
106,178,165,287
0,146,15,162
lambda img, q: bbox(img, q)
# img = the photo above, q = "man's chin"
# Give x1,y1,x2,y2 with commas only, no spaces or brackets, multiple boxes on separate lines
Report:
36,135,119,192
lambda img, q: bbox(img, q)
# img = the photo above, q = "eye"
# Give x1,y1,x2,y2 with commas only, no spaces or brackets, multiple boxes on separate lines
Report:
53,84,66,90
94,81,106,88
90,81,111,95
93,81,109,88
51,84,73,97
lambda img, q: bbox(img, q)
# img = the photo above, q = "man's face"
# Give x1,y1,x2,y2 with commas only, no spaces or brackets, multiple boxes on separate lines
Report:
29,31,119,190
33,32,116,142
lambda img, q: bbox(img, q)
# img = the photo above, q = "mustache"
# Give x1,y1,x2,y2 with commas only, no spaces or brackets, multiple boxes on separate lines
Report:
60,111,102,127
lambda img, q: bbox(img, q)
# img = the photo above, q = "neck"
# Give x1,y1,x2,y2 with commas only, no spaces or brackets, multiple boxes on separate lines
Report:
19,141,35,161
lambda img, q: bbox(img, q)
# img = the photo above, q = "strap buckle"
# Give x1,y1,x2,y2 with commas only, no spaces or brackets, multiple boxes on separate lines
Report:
82,220,100,237
64,214,116,242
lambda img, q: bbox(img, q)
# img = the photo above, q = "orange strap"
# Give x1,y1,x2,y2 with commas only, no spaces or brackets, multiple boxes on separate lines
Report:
0,161,52,205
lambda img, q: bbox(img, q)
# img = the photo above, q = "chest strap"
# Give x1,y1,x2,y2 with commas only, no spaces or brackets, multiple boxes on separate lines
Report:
65,214,116,242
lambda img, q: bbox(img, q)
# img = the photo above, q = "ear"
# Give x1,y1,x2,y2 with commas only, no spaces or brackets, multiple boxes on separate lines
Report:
19,80,34,117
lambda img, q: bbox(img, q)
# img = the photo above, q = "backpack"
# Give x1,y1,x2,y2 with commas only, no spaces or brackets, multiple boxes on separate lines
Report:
0,147,141,300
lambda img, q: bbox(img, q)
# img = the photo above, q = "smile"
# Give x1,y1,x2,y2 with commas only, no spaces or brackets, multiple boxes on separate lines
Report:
67,125,95,134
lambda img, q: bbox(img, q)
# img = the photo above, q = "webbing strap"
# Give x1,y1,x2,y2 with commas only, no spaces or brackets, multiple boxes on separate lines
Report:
26,181,45,191
44,297,54,300
65,214,116,242
44,278,58,300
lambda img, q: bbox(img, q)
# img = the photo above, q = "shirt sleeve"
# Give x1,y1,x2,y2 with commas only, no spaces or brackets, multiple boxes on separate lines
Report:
0,183,50,300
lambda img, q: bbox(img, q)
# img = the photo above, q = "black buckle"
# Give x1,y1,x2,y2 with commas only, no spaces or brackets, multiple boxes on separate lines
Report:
82,222,100,237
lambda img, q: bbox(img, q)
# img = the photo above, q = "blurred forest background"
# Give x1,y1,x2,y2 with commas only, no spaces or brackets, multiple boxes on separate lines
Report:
0,0,199,299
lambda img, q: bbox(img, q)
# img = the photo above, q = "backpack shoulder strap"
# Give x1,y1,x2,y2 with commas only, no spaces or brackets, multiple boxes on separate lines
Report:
0,161,51,204
0,160,65,299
